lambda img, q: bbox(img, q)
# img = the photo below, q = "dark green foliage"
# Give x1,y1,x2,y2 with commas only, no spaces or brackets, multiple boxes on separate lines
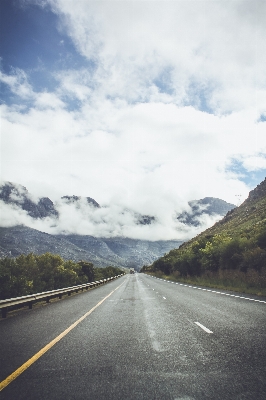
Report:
0,253,123,300
93,265,124,280
240,247,266,273
78,261,94,282
140,265,149,272
257,229,266,249
145,178,266,293
0,257,24,299
153,259,172,275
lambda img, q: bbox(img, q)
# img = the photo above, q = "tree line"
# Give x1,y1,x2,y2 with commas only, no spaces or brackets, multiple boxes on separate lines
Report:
0,253,123,300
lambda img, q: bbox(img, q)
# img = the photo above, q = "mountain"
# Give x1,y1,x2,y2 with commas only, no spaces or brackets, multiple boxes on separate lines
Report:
0,226,105,265
177,197,236,226
0,181,238,270
0,182,235,231
0,226,182,269
0,182,58,218
61,195,100,208
57,235,181,269
136,214,156,225
195,178,266,238
144,178,266,291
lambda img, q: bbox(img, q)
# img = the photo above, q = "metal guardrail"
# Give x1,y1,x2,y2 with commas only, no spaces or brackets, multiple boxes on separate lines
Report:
0,274,125,318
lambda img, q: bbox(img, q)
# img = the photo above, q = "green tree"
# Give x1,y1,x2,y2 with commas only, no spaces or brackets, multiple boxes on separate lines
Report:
257,229,266,250
199,234,232,272
241,247,266,272
77,261,95,282
0,258,18,299
36,253,64,290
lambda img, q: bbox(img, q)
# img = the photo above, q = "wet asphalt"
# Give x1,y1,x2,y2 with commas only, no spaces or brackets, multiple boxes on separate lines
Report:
0,273,265,400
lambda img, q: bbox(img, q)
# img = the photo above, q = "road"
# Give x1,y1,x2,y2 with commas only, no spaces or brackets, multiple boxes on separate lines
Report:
0,273,265,399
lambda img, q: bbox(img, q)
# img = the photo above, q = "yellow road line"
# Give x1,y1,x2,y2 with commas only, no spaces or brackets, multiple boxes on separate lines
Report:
0,279,125,392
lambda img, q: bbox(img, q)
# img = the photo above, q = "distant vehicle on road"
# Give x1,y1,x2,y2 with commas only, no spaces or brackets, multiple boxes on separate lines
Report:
130,268,135,274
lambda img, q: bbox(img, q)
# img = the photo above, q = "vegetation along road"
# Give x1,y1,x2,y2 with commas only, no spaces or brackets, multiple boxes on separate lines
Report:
0,273,265,399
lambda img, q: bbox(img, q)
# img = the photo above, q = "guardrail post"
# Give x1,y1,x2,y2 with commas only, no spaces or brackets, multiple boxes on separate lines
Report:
29,301,33,309
1,308,7,318
46,297,50,303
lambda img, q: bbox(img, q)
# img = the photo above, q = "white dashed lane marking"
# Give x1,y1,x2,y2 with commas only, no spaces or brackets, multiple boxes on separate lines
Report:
195,322,213,334
149,276,266,304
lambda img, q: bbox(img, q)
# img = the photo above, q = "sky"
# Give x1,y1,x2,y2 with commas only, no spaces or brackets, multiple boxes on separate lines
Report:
0,0,266,240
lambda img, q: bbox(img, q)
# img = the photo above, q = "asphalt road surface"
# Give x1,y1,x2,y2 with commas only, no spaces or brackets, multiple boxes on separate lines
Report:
0,273,265,399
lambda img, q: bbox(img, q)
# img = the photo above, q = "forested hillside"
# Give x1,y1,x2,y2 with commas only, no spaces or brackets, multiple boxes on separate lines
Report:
142,178,266,295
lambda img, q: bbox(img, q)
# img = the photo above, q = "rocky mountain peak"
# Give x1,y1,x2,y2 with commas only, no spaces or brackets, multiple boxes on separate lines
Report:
177,197,236,227
0,181,28,202
61,195,100,208
247,177,266,202
0,181,58,219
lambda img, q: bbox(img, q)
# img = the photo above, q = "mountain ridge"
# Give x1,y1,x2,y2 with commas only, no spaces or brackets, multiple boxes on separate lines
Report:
177,197,236,226
0,182,58,219
0,181,238,269
0,226,182,269
0,181,236,228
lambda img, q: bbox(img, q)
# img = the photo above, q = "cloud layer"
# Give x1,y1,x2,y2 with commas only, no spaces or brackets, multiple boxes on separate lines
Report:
1,0,266,240
0,191,224,241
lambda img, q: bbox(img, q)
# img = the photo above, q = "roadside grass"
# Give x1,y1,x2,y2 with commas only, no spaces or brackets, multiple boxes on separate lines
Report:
145,269,266,297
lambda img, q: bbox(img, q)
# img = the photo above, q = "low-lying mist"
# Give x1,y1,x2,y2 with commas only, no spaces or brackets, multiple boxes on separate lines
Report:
0,195,223,241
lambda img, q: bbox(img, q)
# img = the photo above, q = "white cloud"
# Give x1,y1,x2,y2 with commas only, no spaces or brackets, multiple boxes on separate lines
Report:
1,94,263,208
0,200,35,228
0,193,228,241
242,156,266,171
46,0,266,111
1,0,266,240
0,68,34,99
